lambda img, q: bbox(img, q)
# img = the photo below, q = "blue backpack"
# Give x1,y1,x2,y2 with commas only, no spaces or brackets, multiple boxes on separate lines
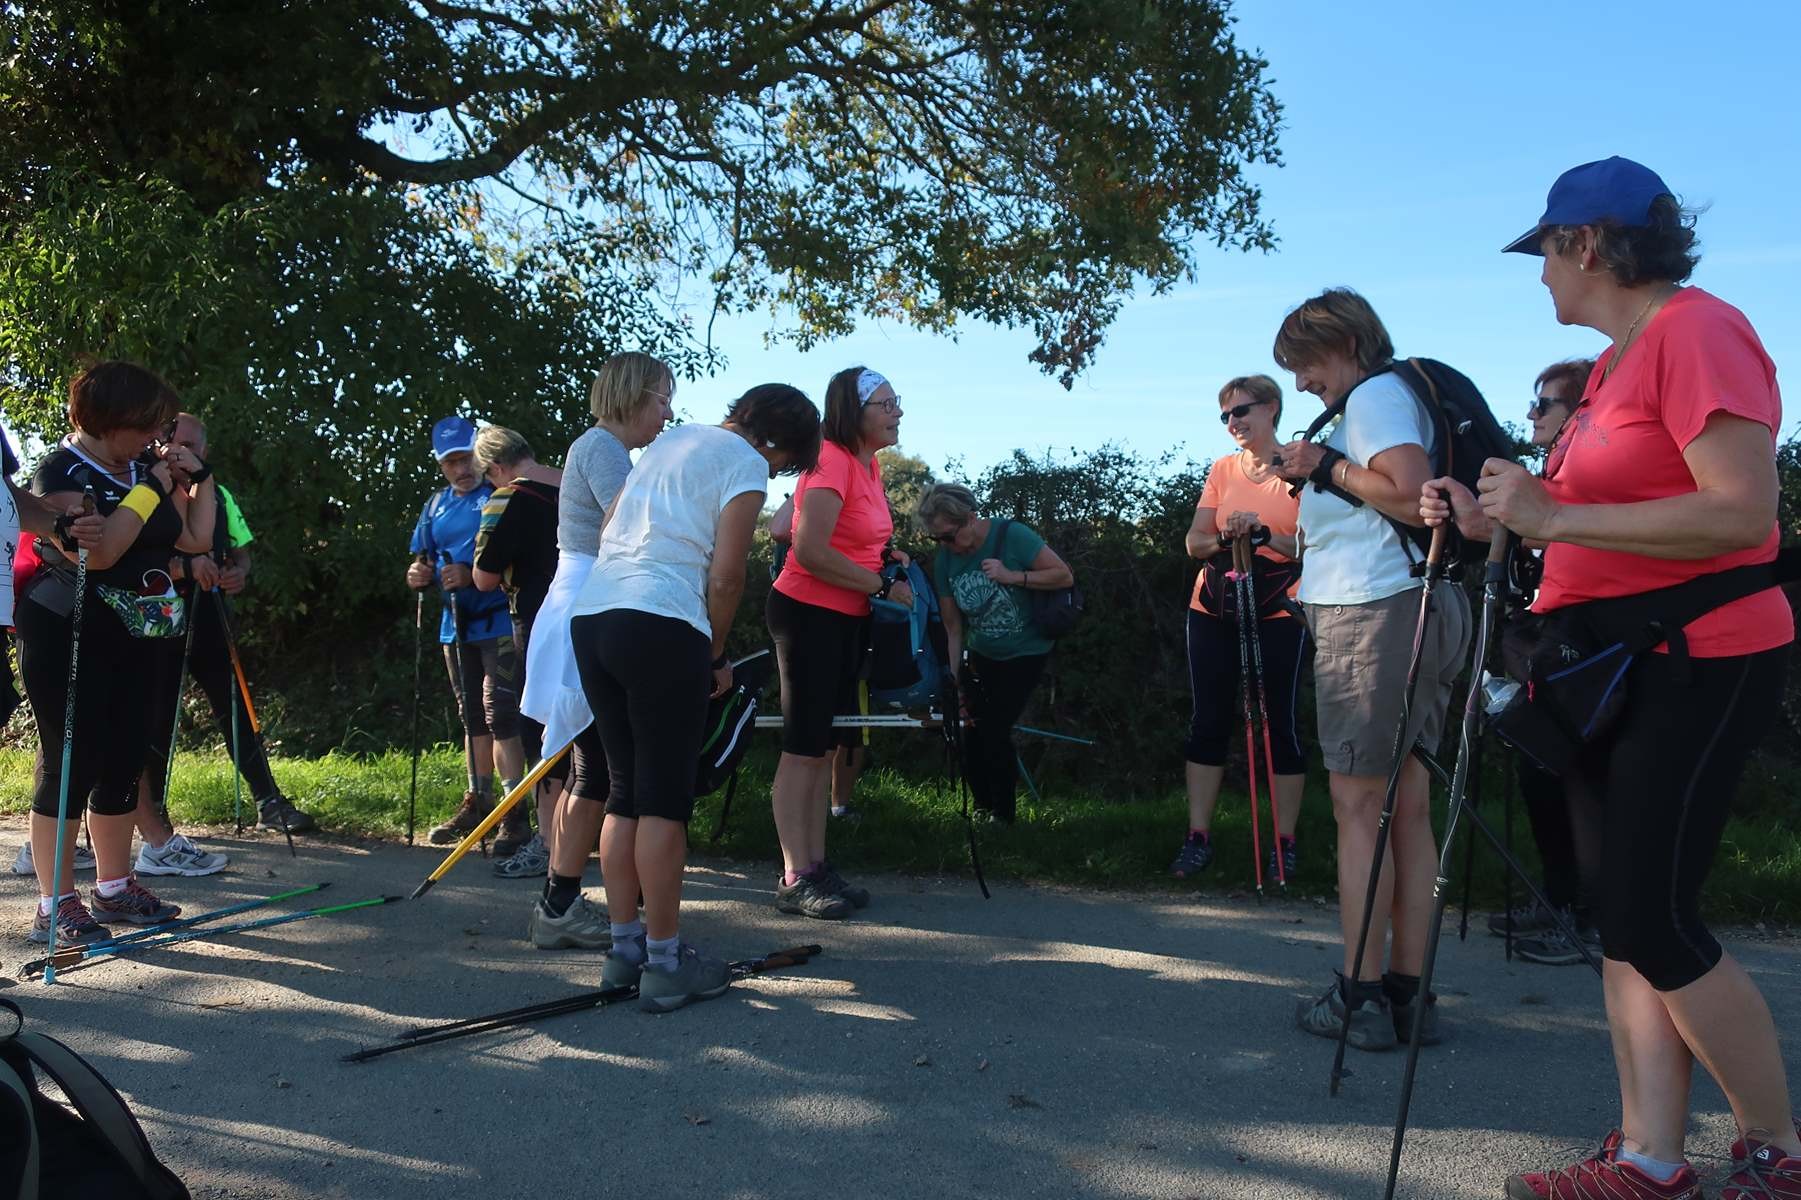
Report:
866,561,947,713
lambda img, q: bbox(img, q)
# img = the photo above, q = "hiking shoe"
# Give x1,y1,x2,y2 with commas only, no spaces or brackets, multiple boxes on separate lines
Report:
428,791,489,845
1516,919,1603,967
12,841,97,876
27,895,108,945
1295,976,1397,1052
638,944,732,1013
601,936,648,990
257,794,317,834
1392,994,1442,1046
776,872,852,920
1506,1130,1700,1199
1723,1135,1801,1200
492,811,532,859
495,832,550,879
135,833,229,877
829,805,863,824
1169,835,1213,879
818,860,870,909
1268,836,1298,885
527,894,611,950
1488,900,1558,938
89,880,181,926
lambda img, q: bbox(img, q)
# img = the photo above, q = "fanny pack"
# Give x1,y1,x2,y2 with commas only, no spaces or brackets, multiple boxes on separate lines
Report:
96,571,186,639
1197,550,1301,621
1488,548,1799,774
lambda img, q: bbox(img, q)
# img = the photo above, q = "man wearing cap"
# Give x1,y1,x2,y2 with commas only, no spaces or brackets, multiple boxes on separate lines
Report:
405,416,530,853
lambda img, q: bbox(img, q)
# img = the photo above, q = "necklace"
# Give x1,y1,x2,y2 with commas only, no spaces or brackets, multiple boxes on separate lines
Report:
70,433,133,480
1601,287,1673,382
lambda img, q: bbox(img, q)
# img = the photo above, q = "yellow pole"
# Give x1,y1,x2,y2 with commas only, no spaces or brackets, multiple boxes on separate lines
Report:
409,743,570,899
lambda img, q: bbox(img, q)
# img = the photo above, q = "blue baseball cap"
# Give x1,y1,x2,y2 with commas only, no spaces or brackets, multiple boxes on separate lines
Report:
430,415,477,460
1502,156,1675,255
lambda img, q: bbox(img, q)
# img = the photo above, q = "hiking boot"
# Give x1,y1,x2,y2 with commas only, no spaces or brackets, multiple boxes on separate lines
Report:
1268,836,1298,885
1488,900,1558,938
428,791,488,845
1516,918,1603,967
527,894,611,950
1392,994,1442,1046
829,804,863,824
492,810,532,859
135,833,229,877
1295,975,1397,1052
257,794,317,834
1506,1130,1700,1199
638,944,732,1013
601,935,648,990
27,895,108,945
495,832,550,879
89,880,181,926
1169,835,1213,879
817,860,870,909
13,840,97,876
775,872,851,920
1722,1134,1801,1200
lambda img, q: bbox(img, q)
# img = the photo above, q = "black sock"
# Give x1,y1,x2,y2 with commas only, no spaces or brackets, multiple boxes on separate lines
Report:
542,872,581,917
1340,973,1384,1009
1382,971,1423,1006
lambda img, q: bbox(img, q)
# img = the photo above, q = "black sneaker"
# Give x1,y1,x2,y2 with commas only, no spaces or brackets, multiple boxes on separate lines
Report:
1487,901,1557,938
775,872,851,920
817,861,870,909
1515,917,1603,967
1169,835,1212,879
257,794,317,834
1267,836,1297,885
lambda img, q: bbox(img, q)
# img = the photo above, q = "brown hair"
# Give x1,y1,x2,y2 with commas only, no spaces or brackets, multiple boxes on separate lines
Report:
1546,194,1701,287
1272,287,1394,375
725,383,822,476
1533,358,1597,402
67,360,179,437
1217,373,1283,425
821,365,871,451
589,351,672,423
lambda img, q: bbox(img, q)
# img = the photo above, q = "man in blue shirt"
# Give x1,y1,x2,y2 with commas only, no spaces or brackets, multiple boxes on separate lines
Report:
406,417,529,853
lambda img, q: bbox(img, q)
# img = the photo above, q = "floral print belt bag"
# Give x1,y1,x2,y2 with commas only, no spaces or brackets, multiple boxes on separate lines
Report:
96,570,186,638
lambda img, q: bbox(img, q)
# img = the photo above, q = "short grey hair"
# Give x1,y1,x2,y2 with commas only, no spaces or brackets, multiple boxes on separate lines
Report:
473,425,534,474
916,482,978,529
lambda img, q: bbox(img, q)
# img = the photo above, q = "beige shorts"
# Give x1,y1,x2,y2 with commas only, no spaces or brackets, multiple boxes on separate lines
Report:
1305,585,1471,777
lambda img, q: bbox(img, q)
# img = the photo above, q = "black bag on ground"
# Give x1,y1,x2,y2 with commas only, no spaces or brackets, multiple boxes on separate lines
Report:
0,997,192,1200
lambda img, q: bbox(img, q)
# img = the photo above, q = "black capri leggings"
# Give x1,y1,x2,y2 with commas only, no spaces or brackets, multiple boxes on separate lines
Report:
1569,645,1786,991
766,588,865,757
570,608,711,824
443,632,521,741
17,589,157,819
1184,607,1308,775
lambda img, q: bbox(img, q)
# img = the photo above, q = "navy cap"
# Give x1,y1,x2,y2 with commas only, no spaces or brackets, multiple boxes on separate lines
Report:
430,416,477,460
1502,156,1674,255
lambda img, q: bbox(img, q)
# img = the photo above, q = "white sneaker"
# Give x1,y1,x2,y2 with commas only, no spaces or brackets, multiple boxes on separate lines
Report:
11,840,97,876
134,833,229,877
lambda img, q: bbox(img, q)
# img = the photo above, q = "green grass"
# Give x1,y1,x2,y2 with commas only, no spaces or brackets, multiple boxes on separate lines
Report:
3,744,1798,923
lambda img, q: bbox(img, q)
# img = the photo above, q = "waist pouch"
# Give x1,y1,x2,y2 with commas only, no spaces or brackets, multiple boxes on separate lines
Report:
1198,551,1301,620
95,585,186,639
1489,548,1799,775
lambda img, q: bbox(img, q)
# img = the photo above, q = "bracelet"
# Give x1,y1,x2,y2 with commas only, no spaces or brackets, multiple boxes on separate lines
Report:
176,553,192,581
186,460,213,484
119,484,161,523
1336,459,1351,489
1021,570,1030,586
711,652,730,671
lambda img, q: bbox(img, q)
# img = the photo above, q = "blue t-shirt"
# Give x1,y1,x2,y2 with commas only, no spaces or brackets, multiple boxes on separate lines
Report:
410,484,510,644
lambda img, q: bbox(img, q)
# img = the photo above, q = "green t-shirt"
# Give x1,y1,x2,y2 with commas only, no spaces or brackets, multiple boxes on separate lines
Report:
218,484,254,549
934,519,1051,661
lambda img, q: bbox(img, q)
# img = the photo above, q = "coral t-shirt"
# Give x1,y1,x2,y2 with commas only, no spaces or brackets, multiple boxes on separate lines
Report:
1189,451,1300,616
773,440,893,616
1535,288,1792,658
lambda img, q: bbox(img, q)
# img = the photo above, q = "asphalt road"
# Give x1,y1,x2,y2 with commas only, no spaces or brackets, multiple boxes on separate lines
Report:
4,818,1796,1200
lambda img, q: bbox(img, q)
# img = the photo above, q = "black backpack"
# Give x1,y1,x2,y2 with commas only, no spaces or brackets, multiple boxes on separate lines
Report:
0,998,192,1200
994,520,1084,639
699,650,776,841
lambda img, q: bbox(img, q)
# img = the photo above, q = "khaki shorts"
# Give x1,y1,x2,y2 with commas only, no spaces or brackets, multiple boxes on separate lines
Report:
1305,585,1471,777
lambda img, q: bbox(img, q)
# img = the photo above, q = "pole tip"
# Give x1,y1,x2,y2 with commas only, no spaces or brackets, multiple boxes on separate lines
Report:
408,880,435,901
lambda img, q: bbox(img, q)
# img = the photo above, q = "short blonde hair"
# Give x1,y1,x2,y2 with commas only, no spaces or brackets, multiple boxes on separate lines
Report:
1217,374,1283,425
916,482,978,529
1272,287,1394,375
473,426,534,474
589,351,672,423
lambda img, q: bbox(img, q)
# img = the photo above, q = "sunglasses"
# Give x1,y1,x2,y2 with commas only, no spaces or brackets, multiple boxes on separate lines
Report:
1527,395,1565,419
1219,397,1271,426
929,517,968,544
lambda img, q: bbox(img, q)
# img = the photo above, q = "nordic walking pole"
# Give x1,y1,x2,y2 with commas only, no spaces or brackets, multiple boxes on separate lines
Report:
156,579,200,821
1228,535,1265,901
410,743,570,899
1241,527,1288,887
217,590,244,837
213,587,292,854
406,552,429,845
21,882,329,978
44,894,400,975
1384,530,1513,1200
437,550,477,851
43,489,95,987
1328,520,1449,1095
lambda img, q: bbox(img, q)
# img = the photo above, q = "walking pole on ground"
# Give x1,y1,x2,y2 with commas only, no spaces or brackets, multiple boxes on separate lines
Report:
157,581,201,820
1239,528,1288,887
1457,695,1481,940
1228,535,1266,900
438,551,478,851
43,489,95,987
212,588,293,855
21,882,329,978
1328,522,1449,1095
1383,531,1512,1199
42,894,400,975
406,552,428,845
410,744,570,899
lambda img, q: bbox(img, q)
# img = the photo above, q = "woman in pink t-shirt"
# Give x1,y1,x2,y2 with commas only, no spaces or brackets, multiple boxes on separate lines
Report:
765,365,909,920
1426,157,1797,1200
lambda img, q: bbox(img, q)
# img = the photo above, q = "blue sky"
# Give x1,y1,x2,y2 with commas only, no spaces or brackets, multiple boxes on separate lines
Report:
687,1,1801,484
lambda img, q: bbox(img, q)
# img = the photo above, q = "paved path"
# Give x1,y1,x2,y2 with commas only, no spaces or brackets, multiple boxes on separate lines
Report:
4,819,1797,1200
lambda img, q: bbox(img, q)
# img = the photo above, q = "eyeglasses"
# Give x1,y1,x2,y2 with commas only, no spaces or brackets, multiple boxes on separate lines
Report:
1218,398,1272,426
1540,398,1588,481
862,395,901,415
928,517,967,544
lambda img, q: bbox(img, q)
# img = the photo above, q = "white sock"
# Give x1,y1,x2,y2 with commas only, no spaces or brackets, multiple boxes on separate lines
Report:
610,920,646,961
96,875,130,899
1616,1146,1685,1182
37,892,75,916
646,934,680,973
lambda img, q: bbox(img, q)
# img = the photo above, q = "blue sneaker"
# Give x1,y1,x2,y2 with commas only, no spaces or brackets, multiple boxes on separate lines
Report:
1169,835,1212,879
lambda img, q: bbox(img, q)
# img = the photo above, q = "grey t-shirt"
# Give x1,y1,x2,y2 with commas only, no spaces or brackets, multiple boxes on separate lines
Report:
558,425,632,555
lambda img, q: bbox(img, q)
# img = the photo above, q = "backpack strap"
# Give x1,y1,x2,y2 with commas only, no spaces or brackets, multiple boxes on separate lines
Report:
12,1030,187,1200
0,1000,38,1200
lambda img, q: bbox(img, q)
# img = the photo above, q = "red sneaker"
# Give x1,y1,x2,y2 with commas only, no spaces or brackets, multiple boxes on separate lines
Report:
1722,1134,1801,1200
1506,1130,1700,1200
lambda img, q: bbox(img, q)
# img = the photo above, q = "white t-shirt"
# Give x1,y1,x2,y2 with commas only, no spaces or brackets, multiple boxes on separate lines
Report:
1295,372,1437,606
572,424,768,638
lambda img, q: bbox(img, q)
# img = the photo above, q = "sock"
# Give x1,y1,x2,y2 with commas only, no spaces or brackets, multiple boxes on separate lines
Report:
96,875,129,899
1615,1146,1686,1183
500,777,522,801
610,920,646,961
782,870,803,887
1339,973,1383,1010
542,872,582,917
1382,971,1422,1006
38,892,76,916
646,933,680,973
474,774,493,799
1279,835,1296,848
1187,829,1210,843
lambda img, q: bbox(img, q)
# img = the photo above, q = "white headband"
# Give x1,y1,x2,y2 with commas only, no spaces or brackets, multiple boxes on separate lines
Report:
856,369,889,407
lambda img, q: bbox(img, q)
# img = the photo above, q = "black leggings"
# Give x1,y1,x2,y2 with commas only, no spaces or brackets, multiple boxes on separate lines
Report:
1569,647,1786,991
570,609,711,823
17,590,156,819
1184,608,1308,775
961,652,1048,822
443,632,521,741
766,588,865,757
566,725,608,803
1517,757,1584,914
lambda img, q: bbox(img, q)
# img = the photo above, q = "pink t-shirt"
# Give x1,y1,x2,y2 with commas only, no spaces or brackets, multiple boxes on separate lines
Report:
773,440,893,616
1535,288,1793,658
1189,451,1300,616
